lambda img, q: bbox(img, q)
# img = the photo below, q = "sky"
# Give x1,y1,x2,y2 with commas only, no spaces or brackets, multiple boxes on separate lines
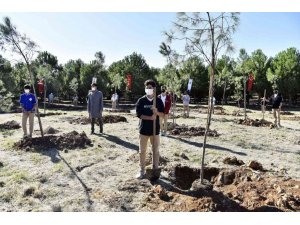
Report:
0,12,300,68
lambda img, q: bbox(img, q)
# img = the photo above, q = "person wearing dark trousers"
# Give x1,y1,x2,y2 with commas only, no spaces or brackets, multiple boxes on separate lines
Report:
87,83,104,134
135,79,164,179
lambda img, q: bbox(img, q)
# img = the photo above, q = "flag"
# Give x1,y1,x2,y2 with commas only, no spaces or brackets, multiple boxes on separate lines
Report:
247,73,254,92
187,79,193,91
127,74,132,90
92,77,97,84
37,80,44,95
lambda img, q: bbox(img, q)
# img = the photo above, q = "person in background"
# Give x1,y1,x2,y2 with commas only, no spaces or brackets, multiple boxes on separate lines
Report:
73,95,78,106
209,96,216,114
182,91,190,118
135,79,164,179
271,90,283,128
87,83,104,134
111,92,118,111
158,86,172,136
48,92,54,105
20,84,37,138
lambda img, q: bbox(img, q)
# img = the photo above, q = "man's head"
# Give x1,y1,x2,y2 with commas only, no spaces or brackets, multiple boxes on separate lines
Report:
24,84,31,93
274,90,278,95
91,83,97,91
144,79,156,97
184,91,187,95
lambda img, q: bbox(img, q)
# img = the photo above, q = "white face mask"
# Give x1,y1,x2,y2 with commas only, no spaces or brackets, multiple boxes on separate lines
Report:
145,88,153,96
24,89,30,93
92,87,96,91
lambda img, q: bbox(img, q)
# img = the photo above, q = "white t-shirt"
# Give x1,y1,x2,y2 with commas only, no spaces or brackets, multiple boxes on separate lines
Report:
160,95,166,106
111,94,118,102
210,97,216,105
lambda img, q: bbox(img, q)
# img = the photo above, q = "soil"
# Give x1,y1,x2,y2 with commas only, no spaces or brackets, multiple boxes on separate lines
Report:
39,112,65,117
169,126,220,137
14,131,92,150
1,105,300,212
142,164,300,212
236,118,274,127
69,115,127,125
0,120,21,130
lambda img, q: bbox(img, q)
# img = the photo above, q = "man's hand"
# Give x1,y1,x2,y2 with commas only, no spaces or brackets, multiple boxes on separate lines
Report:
152,106,158,115
151,114,157,120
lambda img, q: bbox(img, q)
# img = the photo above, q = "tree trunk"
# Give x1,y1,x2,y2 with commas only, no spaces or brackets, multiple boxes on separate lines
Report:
262,89,266,120
200,66,214,184
222,79,227,107
243,74,247,120
27,63,44,137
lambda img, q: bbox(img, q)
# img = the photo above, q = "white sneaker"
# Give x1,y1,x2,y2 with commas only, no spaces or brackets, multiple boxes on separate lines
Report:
135,170,145,179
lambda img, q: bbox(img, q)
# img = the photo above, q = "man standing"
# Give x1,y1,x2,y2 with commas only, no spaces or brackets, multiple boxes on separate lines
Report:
111,92,118,111
48,92,54,105
136,79,164,179
182,91,190,118
87,83,104,134
20,84,36,138
158,86,172,136
271,90,283,127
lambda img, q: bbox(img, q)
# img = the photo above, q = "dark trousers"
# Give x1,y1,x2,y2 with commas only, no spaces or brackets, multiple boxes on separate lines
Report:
91,117,103,133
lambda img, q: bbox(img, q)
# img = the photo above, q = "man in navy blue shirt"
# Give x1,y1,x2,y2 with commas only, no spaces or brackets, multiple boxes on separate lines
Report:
135,79,164,179
20,84,37,138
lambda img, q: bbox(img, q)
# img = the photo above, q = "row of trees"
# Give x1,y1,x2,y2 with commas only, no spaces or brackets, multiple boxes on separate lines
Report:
1,16,300,114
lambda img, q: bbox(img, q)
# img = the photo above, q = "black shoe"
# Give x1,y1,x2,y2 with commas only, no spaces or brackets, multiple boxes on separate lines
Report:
90,131,95,135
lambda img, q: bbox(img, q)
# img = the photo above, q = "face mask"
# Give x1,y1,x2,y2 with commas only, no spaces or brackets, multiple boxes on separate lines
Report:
92,87,96,91
145,88,153,96
24,89,30,93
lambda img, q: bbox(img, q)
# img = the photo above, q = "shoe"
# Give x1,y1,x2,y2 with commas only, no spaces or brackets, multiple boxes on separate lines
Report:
135,170,145,179
90,131,95,135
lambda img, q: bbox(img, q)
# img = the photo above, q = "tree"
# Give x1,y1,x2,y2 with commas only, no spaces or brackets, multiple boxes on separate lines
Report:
179,56,209,100
215,55,235,106
267,47,300,105
166,12,240,184
247,49,272,100
236,48,251,119
0,17,44,136
0,79,13,112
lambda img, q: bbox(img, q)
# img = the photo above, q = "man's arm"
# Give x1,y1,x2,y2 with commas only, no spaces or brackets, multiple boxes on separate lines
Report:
100,92,103,111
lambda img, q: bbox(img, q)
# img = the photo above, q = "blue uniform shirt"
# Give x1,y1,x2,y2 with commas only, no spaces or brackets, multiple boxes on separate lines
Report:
20,93,36,111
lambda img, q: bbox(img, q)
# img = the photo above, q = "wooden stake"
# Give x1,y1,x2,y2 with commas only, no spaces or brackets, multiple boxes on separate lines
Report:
153,87,156,169
262,89,266,120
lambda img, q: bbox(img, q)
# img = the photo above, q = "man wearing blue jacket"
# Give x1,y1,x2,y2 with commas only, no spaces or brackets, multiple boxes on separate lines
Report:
20,84,37,138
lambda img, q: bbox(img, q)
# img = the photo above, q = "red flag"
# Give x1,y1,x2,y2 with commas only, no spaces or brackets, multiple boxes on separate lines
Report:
247,73,254,92
126,74,132,90
37,80,44,94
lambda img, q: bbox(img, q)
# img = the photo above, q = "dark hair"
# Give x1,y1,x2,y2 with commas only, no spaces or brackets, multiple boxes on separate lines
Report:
24,84,31,89
91,83,97,87
144,79,156,88
274,90,278,94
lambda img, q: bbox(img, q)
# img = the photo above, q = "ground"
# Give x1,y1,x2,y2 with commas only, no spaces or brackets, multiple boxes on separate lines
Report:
0,104,300,212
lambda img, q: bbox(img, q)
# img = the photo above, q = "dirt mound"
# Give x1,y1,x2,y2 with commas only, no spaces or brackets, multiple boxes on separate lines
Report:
281,116,300,121
281,111,294,115
236,118,273,127
44,126,59,134
223,156,245,166
103,115,127,123
169,126,219,137
39,112,65,117
104,109,131,113
142,165,300,212
69,115,127,125
0,120,21,130
14,131,92,150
